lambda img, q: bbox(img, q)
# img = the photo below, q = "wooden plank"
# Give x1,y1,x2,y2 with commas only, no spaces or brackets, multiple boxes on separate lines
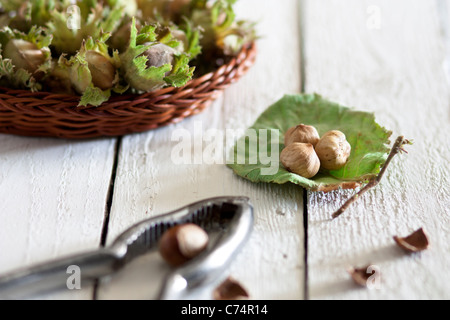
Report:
437,0,450,85
303,0,450,299
0,136,116,299
97,0,305,300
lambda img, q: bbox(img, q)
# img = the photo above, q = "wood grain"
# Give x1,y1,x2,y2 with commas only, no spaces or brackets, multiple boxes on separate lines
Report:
2,0,447,301
303,0,450,299
0,136,116,299
97,0,305,300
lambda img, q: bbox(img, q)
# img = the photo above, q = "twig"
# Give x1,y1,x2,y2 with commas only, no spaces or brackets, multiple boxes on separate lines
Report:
332,136,412,219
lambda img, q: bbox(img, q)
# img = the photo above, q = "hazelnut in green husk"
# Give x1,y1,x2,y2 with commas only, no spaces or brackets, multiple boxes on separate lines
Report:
0,26,52,91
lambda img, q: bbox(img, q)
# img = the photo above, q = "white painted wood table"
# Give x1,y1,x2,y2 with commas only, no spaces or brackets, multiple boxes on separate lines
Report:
0,0,449,300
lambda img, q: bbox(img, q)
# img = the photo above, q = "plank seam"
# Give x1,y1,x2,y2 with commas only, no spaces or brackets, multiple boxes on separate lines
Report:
299,0,309,300
93,137,122,300
100,137,122,248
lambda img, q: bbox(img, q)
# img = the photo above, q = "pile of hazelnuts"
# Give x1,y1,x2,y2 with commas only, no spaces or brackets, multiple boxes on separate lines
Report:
280,124,352,178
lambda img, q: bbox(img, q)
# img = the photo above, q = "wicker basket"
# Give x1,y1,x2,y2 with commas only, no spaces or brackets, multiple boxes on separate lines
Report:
0,43,256,139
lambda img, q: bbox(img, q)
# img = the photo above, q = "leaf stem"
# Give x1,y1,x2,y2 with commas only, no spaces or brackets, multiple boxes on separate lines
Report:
332,136,411,219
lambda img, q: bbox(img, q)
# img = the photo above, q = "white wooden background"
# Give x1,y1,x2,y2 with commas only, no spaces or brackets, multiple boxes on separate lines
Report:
0,0,448,300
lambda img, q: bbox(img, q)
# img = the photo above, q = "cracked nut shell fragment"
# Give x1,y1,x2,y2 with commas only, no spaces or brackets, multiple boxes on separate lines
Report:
348,265,373,287
393,228,429,253
213,277,249,300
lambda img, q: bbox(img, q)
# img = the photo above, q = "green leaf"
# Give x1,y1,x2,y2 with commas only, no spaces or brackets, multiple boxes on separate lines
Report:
211,0,236,33
164,54,195,87
0,52,14,76
227,94,393,192
181,18,202,59
78,84,111,107
29,0,66,27
0,54,36,90
136,25,158,45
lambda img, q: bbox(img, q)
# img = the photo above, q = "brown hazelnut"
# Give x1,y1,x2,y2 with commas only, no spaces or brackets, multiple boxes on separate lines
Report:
85,51,116,90
3,39,46,74
315,130,351,170
280,143,321,178
159,223,209,267
284,124,320,147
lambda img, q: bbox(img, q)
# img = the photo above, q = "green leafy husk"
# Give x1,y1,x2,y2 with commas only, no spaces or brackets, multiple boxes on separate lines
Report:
0,26,53,91
0,0,256,107
47,0,124,55
190,0,256,56
120,17,195,93
1,0,72,32
58,32,126,107
228,94,393,192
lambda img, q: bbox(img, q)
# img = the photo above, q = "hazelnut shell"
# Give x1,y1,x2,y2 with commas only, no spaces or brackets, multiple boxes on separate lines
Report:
280,143,321,178
393,228,429,253
315,130,351,170
86,51,116,90
284,124,320,147
159,224,209,267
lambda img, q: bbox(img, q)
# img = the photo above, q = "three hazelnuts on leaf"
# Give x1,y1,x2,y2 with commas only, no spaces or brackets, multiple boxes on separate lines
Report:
280,124,352,178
